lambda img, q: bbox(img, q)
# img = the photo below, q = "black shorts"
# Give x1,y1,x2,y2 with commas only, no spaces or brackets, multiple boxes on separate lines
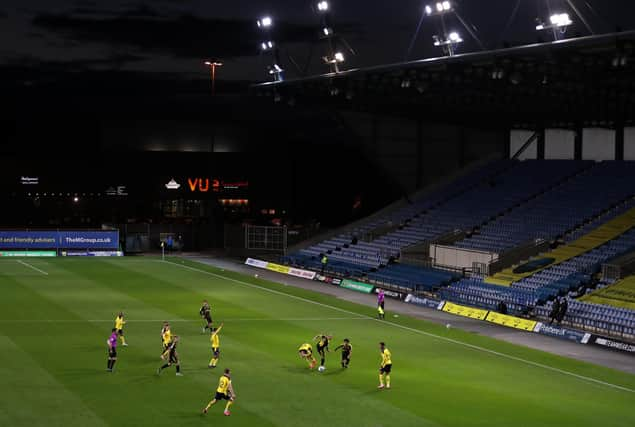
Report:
380,364,392,374
299,350,312,357
379,301,385,310
341,351,351,361
317,345,326,355
117,329,124,336
212,347,220,357
215,392,231,401
205,314,213,323
109,348,117,358
169,351,179,364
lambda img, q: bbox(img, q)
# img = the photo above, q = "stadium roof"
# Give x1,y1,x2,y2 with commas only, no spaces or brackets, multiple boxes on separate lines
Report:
252,30,635,128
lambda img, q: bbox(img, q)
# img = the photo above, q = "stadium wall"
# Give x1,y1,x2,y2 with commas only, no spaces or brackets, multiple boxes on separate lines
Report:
340,112,507,196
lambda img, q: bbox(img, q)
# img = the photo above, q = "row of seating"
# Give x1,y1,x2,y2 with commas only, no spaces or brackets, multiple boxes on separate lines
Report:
456,161,635,253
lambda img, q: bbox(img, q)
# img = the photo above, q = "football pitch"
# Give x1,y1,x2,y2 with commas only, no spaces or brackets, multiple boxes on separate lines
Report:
0,257,634,427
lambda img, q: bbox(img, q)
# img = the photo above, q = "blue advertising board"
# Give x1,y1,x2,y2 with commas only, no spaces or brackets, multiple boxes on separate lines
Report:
533,323,592,344
0,231,119,249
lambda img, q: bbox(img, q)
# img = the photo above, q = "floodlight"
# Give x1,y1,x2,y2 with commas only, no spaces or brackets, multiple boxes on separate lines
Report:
433,32,462,46
257,16,273,28
536,12,572,31
425,2,453,16
317,1,329,12
323,27,333,36
334,51,345,62
261,41,274,51
551,13,572,27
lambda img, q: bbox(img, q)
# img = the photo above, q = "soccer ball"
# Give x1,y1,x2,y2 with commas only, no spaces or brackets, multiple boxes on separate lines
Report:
254,274,259,278
318,366,326,372
446,323,452,329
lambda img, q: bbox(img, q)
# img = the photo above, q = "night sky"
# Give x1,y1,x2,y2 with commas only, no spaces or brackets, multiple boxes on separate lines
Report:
2,0,635,86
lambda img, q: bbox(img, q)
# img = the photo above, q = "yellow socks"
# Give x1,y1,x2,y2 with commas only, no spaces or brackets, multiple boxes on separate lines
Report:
379,374,384,386
225,401,233,411
386,375,391,387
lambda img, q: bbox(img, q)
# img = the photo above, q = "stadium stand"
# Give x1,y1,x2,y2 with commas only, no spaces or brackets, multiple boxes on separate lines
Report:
448,227,635,332
288,160,594,283
486,204,635,285
454,161,635,254
285,159,635,340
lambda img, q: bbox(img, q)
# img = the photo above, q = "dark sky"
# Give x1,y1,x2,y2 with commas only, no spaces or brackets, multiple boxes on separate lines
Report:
2,0,635,85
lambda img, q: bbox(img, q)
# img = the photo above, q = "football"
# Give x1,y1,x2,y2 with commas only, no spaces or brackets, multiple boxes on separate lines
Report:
318,366,326,372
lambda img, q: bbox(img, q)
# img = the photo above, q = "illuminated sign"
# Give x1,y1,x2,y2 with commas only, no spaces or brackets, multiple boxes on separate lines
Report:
105,186,128,196
187,178,249,193
20,176,39,185
165,179,181,190
188,178,213,192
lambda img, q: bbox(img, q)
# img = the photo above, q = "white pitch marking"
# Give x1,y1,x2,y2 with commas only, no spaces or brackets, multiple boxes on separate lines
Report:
162,259,635,394
17,260,49,275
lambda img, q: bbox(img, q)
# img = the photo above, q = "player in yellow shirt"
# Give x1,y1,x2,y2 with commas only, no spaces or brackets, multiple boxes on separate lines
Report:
298,343,317,369
114,312,128,347
161,323,172,359
378,342,392,389
208,322,224,368
202,368,236,416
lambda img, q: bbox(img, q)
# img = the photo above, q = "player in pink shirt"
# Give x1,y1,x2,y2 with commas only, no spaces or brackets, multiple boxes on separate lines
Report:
107,328,118,372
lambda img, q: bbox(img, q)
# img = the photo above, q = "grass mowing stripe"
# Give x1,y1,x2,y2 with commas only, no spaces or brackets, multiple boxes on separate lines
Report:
0,336,108,427
163,259,635,394
16,259,49,275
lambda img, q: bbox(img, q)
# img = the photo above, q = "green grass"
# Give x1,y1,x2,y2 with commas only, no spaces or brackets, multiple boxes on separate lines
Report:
0,256,634,427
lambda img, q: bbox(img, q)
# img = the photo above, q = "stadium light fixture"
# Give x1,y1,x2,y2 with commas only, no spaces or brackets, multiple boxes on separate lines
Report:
204,61,223,96
433,31,462,56
433,32,463,47
257,16,273,28
260,41,274,51
425,1,453,16
323,27,333,36
334,51,345,62
536,12,572,31
317,1,329,12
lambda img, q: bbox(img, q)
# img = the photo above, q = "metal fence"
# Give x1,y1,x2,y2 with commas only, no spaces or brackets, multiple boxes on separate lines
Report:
245,225,287,254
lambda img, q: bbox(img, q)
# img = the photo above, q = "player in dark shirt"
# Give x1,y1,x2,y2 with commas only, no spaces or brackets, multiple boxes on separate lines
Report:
314,334,332,368
334,338,353,368
157,335,182,376
200,300,213,332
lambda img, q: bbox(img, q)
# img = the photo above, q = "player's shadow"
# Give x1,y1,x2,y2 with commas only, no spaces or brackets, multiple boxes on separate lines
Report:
282,365,314,374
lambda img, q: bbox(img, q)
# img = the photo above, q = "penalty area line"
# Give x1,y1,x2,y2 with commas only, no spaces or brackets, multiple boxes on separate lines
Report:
17,260,49,276
162,259,635,394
